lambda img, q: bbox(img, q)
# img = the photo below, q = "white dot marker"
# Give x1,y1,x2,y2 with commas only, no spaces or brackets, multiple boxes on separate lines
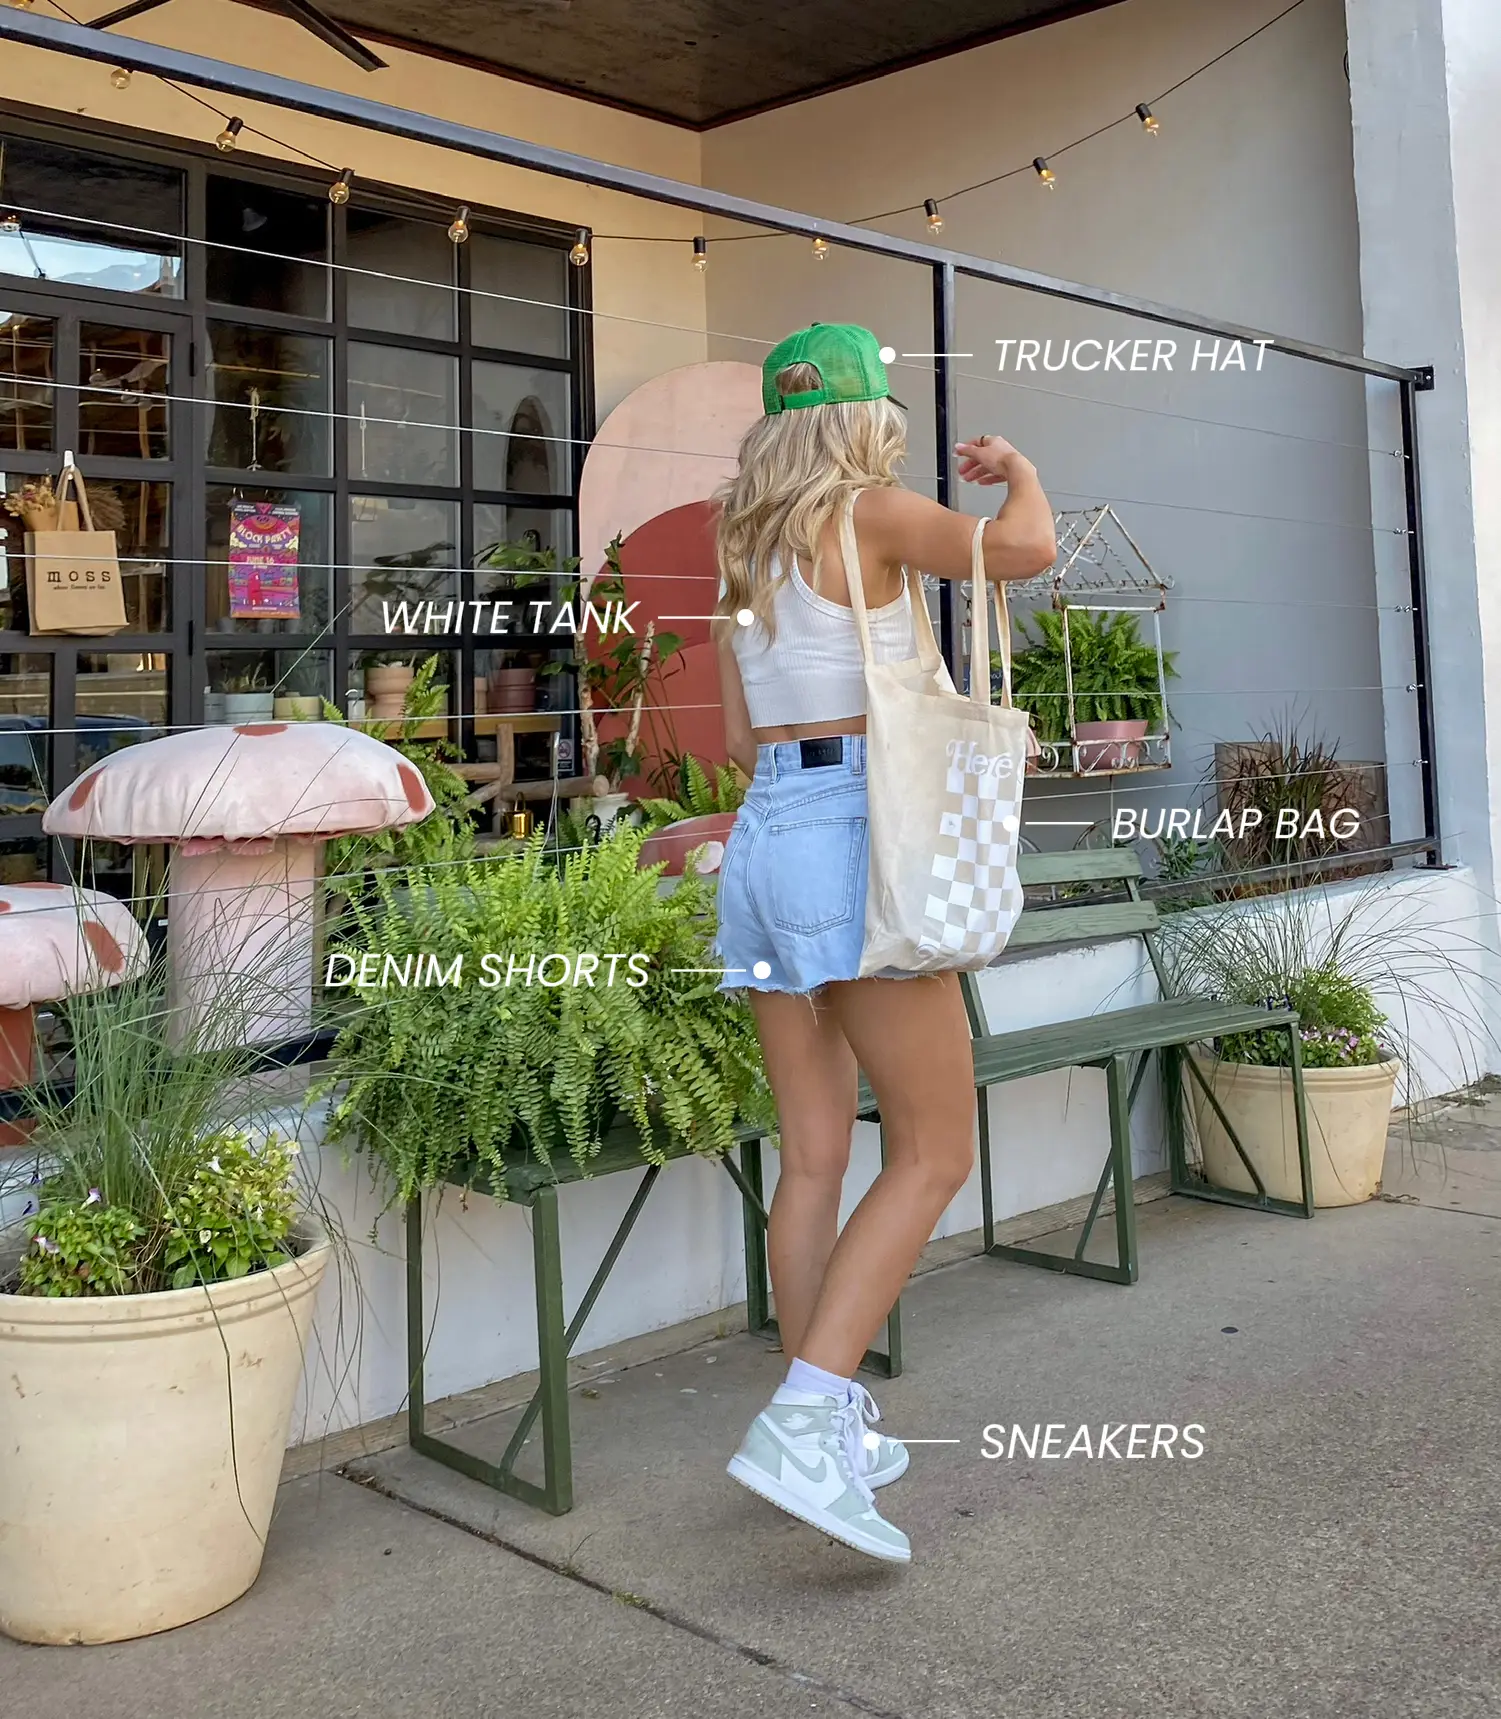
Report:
863,1431,881,1451
736,607,755,627
878,345,896,364
752,960,772,980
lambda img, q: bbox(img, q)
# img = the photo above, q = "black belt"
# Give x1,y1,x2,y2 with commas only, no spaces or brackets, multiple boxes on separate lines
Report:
798,736,847,768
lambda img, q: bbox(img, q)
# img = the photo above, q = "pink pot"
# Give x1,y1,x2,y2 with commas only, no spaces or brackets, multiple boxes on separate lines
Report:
638,812,738,878
489,668,535,714
1074,719,1149,773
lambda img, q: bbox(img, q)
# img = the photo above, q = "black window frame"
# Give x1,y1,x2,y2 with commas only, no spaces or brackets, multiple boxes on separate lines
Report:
0,105,595,885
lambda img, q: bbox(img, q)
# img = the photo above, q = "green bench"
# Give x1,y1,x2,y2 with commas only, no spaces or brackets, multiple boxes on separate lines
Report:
961,847,1314,1286
403,846,1312,1514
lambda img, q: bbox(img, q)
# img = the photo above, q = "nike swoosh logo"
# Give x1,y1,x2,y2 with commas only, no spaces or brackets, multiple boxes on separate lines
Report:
779,1444,833,1486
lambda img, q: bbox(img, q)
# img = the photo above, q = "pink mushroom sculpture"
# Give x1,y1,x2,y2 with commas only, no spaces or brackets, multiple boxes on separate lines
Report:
0,883,149,1090
44,723,433,1047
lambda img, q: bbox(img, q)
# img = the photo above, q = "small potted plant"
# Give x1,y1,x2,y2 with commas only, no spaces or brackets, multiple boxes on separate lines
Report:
363,653,416,720
1004,609,1176,772
273,656,325,722
0,969,333,1645
488,650,538,714
1162,887,1413,1207
219,661,275,724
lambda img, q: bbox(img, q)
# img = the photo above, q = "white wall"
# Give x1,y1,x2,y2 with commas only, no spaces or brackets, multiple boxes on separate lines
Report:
701,0,1416,852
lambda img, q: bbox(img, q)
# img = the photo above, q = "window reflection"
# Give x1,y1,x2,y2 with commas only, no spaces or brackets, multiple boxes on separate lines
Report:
205,177,327,318
79,324,169,459
0,312,54,452
350,494,458,633
207,324,330,475
472,362,571,495
0,652,50,817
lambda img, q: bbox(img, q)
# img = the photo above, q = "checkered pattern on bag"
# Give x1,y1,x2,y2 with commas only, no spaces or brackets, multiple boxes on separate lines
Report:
918,759,1025,957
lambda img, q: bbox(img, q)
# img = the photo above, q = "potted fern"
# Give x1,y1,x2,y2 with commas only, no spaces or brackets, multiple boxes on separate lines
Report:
1002,609,1175,772
636,753,747,878
322,823,770,1203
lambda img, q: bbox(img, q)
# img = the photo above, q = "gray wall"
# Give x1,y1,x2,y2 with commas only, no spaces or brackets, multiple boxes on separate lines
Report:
701,0,1419,853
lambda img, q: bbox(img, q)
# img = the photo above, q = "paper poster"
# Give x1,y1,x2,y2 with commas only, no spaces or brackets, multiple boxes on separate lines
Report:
228,501,301,618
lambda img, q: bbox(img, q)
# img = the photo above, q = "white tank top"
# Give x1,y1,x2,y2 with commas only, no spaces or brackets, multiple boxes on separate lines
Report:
730,552,918,728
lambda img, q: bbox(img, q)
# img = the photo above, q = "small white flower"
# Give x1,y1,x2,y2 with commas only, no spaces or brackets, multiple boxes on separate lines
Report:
84,1188,101,1207
207,1157,222,1175
198,1228,212,1245
286,1142,300,1156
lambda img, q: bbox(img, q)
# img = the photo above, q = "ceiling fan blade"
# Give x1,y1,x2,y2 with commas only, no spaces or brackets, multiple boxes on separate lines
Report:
273,0,387,71
88,0,174,30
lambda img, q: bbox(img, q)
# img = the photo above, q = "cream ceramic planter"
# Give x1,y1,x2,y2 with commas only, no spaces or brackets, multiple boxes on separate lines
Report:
1189,1052,1401,1208
0,1233,330,1645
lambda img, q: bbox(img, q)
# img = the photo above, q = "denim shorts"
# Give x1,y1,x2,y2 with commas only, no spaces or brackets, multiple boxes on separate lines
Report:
715,736,874,995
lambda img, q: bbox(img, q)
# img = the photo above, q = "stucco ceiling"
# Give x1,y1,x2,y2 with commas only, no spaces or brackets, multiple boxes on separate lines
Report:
304,0,1128,127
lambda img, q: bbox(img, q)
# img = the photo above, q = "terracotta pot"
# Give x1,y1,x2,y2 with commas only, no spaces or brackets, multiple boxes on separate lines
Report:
364,665,414,699
489,668,535,714
1188,1051,1401,1208
638,811,738,877
0,1231,331,1644
1074,718,1149,773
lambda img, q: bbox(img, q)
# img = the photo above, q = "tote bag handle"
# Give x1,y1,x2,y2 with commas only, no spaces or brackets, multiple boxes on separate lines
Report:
967,517,1016,711
53,452,97,532
838,490,945,678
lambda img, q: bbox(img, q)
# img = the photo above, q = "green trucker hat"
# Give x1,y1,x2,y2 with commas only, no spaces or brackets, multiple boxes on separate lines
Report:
762,323,893,414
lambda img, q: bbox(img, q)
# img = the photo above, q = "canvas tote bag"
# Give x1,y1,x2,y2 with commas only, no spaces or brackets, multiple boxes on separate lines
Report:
839,494,1033,975
26,458,127,637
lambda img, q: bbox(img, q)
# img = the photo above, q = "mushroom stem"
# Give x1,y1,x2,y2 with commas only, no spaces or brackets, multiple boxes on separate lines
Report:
167,841,316,1049
0,1003,36,1089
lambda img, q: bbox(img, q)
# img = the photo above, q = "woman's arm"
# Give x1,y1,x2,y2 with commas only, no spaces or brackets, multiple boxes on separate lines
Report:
859,435,1057,583
715,631,758,779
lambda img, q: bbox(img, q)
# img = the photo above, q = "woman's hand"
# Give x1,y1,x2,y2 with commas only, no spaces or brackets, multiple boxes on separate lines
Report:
955,433,1035,488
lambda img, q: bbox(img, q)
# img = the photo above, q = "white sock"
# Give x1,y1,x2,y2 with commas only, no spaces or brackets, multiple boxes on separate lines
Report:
779,1357,853,1403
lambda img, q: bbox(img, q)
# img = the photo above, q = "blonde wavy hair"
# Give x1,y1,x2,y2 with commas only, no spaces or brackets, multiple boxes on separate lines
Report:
714,362,907,638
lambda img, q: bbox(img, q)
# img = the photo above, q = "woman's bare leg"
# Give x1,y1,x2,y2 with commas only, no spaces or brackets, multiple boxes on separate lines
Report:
795,974,976,1376
748,990,859,1360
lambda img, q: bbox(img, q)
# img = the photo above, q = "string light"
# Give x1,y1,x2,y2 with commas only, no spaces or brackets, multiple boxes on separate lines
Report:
924,198,943,234
1033,156,1057,189
569,227,590,266
109,66,132,90
1136,103,1160,134
447,205,470,244
215,117,244,153
328,168,353,206
692,235,708,272
0,212,19,235
811,236,829,261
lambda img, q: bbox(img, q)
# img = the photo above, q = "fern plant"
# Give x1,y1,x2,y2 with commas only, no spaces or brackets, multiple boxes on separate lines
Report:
638,753,747,829
321,823,772,1205
1001,609,1176,744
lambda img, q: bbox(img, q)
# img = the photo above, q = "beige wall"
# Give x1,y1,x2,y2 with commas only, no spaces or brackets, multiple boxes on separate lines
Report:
0,1,709,415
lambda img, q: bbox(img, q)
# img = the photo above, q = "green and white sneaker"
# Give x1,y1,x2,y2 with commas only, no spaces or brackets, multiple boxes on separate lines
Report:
727,1389,912,1563
851,1383,910,1489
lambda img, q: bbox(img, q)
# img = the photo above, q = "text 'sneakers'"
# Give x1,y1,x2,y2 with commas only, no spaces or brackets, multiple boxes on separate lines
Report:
850,1382,910,1489
727,1388,911,1563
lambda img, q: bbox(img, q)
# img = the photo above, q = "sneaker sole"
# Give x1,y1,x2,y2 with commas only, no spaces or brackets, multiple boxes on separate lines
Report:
867,1445,910,1488
726,1455,912,1564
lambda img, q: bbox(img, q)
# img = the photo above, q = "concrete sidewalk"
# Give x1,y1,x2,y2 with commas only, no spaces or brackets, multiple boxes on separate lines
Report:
5,1106,1500,1718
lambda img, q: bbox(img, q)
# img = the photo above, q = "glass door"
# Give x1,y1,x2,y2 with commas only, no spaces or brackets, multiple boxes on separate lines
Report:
0,288,193,890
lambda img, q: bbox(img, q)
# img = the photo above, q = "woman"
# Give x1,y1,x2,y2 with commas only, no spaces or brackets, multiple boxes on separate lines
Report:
713,324,1056,1564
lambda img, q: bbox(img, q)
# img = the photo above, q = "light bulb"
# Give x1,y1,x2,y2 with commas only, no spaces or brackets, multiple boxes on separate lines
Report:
328,168,353,206
924,198,943,234
110,66,132,90
569,227,590,266
692,236,708,272
215,117,244,153
1033,156,1056,189
447,205,470,244
811,236,829,261
1136,103,1160,134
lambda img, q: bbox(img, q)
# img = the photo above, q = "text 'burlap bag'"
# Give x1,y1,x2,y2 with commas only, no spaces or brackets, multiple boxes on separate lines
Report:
841,496,1032,975
25,461,126,637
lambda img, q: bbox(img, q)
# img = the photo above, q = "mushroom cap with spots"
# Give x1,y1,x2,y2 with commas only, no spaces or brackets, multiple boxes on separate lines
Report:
0,883,149,1008
43,723,434,846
